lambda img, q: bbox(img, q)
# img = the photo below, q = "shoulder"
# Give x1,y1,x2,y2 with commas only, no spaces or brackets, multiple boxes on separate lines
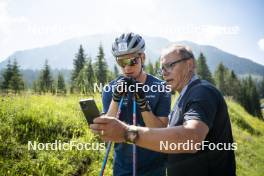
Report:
145,74,171,98
188,79,221,101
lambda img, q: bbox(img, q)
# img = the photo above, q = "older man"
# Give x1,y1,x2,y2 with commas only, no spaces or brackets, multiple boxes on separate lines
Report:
91,44,236,176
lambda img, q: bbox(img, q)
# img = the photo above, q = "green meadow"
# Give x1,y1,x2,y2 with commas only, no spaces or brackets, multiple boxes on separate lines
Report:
0,94,263,176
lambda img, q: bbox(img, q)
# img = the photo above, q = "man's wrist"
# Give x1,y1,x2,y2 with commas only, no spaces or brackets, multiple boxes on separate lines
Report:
112,93,121,102
124,125,139,144
139,101,151,112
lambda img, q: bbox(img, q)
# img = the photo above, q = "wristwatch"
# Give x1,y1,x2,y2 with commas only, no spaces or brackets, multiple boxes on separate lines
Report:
124,126,139,144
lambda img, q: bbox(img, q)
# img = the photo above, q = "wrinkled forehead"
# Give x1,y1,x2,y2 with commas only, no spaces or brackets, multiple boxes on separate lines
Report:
160,50,181,64
160,54,180,65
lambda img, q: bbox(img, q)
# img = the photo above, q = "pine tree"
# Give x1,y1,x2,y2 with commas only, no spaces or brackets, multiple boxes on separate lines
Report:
75,58,96,94
154,60,162,79
94,44,108,86
114,65,119,78
196,53,214,83
1,60,13,92
57,73,67,95
86,58,96,92
9,60,24,93
239,76,262,119
76,66,88,94
214,62,228,95
51,82,56,95
39,60,53,93
225,70,241,100
32,80,39,93
251,85,262,118
1,59,24,94
257,77,264,99
146,61,155,75
71,45,86,92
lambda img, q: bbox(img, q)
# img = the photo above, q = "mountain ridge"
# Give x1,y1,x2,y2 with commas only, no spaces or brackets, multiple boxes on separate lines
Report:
0,34,263,77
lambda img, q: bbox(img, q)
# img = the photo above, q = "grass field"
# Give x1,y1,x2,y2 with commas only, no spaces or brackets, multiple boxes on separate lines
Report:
0,94,264,175
0,94,112,176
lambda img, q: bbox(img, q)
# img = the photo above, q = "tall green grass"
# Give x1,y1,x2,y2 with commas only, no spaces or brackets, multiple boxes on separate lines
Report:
227,98,264,176
0,94,112,176
0,95,263,175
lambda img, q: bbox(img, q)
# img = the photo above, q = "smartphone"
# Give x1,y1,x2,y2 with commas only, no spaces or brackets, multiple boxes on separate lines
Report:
79,98,100,124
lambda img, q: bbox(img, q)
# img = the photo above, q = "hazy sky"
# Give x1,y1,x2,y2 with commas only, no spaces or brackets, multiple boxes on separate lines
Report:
0,0,264,65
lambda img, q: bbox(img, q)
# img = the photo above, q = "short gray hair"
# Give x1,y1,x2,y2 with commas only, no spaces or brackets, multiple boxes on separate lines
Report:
161,44,195,60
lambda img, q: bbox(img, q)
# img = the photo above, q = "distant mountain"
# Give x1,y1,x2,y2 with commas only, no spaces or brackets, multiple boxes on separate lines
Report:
0,34,264,77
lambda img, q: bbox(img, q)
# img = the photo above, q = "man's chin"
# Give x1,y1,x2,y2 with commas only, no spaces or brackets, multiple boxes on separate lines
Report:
166,82,176,91
166,80,173,86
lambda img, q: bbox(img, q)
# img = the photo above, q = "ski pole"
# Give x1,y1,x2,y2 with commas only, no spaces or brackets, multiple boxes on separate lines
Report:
99,96,124,176
132,95,137,176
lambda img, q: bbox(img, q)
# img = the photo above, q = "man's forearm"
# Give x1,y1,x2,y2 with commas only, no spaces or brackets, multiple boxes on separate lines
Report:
134,125,202,154
108,100,167,127
106,100,118,116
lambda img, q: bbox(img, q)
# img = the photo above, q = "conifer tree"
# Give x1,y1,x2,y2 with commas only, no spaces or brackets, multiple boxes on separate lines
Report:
114,65,119,78
154,60,162,79
71,45,86,92
86,58,96,92
94,44,108,86
39,60,53,93
239,76,262,119
146,61,155,75
57,73,67,94
196,53,214,83
226,70,241,100
257,77,264,99
1,59,24,93
75,58,96,94
9,60,24,93
1,60,13,92
214,62,228,95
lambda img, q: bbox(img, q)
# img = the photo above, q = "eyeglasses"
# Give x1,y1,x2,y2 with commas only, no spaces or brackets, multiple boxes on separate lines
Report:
157,57,191,76
116,55,140,68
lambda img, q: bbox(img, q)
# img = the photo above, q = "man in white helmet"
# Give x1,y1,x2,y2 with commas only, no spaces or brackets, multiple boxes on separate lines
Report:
100,33,171,176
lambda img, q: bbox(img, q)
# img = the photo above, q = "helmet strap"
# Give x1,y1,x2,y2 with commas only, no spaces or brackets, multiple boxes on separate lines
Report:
134,58,144,80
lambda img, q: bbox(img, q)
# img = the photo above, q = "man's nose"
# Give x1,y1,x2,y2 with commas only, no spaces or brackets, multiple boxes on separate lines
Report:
124,65,131,70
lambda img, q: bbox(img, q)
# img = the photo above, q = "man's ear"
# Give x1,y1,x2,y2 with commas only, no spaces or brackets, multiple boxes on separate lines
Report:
186,59,195,72
140,53,145,61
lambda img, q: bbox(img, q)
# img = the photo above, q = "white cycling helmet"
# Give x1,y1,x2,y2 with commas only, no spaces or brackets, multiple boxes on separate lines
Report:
112,32,145,57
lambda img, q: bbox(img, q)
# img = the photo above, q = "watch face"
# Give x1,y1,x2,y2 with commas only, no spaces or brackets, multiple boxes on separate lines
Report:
130,132,137,139
129,132,137,139
127,130,138,143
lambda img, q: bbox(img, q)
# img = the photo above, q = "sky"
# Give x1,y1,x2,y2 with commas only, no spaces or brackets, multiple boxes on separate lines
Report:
0,0,264,65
